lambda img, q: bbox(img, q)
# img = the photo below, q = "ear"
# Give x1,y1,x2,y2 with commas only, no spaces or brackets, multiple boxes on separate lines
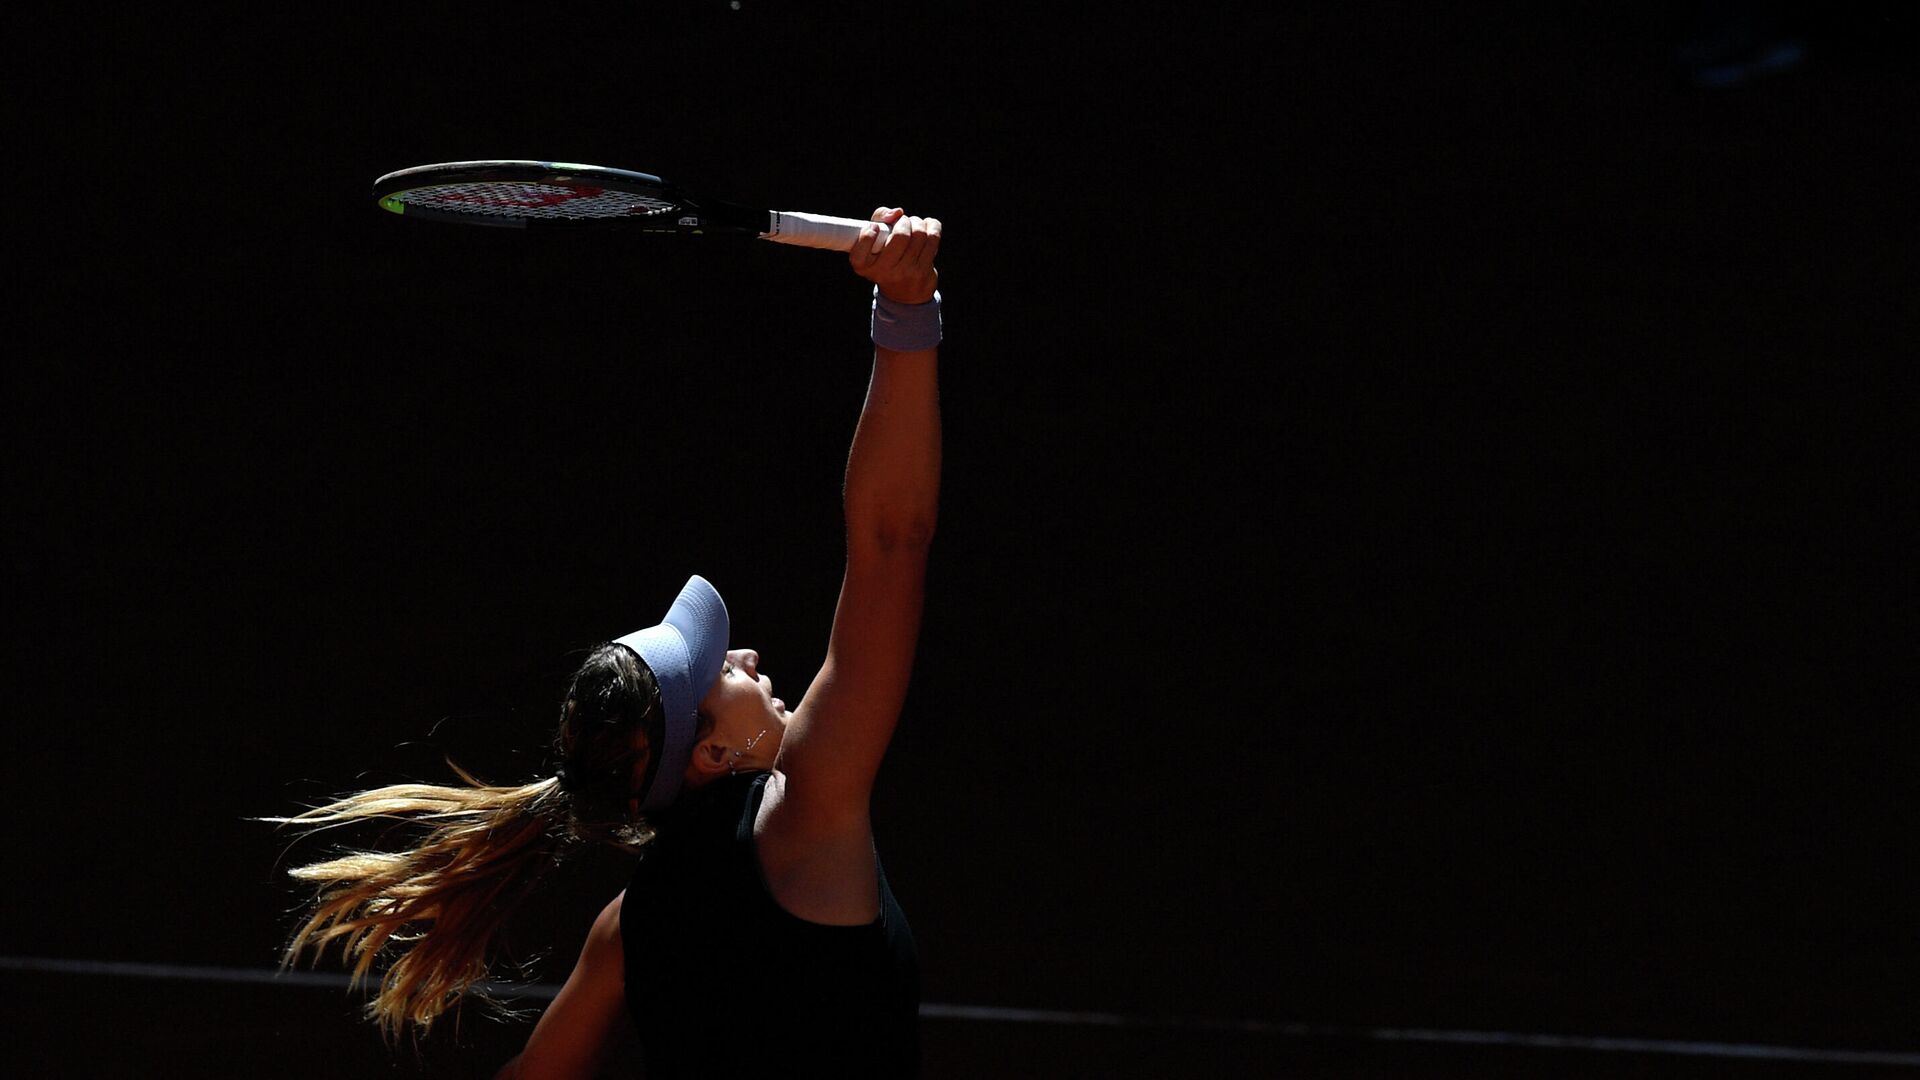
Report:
687,738,732,782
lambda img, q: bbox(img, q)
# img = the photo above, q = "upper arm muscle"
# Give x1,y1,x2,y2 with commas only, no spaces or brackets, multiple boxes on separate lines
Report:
776,543,929,823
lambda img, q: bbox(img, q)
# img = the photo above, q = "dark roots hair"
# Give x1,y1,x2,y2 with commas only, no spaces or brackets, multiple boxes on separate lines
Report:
263,641,687,1037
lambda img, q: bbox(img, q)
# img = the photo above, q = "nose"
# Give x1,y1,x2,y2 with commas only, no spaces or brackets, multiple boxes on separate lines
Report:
731,648,760,678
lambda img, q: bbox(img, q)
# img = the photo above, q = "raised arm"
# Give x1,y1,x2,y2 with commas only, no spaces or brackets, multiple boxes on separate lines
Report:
775,206,942,825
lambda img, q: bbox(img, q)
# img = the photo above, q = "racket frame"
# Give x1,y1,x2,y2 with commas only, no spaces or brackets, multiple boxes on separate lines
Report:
372,160,883,250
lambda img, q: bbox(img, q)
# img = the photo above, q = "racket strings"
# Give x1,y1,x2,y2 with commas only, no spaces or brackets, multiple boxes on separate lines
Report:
394,182,680,220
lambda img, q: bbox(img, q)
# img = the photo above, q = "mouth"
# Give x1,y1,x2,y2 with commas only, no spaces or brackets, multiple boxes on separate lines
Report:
771,698,786,713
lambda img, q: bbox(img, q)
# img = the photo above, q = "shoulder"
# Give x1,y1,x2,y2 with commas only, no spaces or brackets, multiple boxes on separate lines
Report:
580,890,626,981
593,891,624,944
753,770,882,925
509,891,631,1078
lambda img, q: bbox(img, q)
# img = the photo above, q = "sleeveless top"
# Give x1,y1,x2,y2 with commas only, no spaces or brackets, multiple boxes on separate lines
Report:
619,771,920,1078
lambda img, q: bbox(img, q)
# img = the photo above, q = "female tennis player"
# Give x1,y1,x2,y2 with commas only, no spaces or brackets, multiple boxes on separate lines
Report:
272,206,941,1078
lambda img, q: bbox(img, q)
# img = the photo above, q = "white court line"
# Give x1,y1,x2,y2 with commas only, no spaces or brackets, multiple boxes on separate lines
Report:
3,955,1917,1068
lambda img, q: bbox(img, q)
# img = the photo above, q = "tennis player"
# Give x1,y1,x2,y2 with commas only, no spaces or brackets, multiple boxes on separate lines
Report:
273,206,942,1078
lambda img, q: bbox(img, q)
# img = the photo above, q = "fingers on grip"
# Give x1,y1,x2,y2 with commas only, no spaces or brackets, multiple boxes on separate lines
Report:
866,207,899,253
852,208,940,294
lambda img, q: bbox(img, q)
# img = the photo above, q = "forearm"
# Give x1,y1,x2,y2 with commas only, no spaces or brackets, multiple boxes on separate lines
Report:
841,209,943,547
844,345,941,547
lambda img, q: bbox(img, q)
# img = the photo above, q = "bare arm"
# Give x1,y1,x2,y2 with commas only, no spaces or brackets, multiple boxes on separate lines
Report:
497,893,631,1080
776,207,942,825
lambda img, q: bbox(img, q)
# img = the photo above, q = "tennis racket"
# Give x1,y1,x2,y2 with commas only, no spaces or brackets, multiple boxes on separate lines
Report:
372,160,887,251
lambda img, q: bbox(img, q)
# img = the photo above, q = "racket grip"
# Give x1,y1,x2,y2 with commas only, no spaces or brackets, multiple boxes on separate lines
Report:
762,211,890,252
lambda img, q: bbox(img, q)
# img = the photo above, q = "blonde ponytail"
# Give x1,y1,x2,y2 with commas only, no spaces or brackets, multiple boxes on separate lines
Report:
272,641,667,1037
267,765,586,1038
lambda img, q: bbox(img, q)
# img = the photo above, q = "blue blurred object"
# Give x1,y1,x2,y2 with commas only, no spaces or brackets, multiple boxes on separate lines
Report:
1692,38,1806,87
1674,1,1808,87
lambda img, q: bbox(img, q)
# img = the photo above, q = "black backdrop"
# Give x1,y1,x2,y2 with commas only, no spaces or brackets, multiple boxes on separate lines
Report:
9,3,1917,1075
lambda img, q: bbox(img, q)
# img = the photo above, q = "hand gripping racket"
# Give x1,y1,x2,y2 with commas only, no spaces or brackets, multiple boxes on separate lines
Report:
372,160,887,251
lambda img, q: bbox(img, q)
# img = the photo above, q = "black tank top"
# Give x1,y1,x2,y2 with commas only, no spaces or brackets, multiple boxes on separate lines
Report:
620,771,920,1078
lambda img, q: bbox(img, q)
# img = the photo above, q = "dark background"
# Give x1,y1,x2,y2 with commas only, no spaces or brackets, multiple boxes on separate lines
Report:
8,3,1916,1076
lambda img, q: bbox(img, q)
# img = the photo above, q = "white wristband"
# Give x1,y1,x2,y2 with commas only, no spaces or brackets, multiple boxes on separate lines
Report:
871,287,943,351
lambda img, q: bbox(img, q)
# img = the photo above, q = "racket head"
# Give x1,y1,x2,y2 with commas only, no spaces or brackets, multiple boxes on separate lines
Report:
371,160,762,234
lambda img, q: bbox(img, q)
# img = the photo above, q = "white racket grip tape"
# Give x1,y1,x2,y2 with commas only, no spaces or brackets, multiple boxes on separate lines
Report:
762,211,890,252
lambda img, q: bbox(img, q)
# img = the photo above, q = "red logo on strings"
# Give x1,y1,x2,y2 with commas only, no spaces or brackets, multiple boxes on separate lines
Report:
440,185,605,208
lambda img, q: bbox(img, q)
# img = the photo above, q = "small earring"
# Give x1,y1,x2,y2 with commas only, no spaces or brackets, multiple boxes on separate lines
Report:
729,730,769,776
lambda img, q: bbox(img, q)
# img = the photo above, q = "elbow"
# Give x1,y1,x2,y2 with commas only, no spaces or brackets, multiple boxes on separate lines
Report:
888,517,938,551
851,514,938,555
846,492,938,553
